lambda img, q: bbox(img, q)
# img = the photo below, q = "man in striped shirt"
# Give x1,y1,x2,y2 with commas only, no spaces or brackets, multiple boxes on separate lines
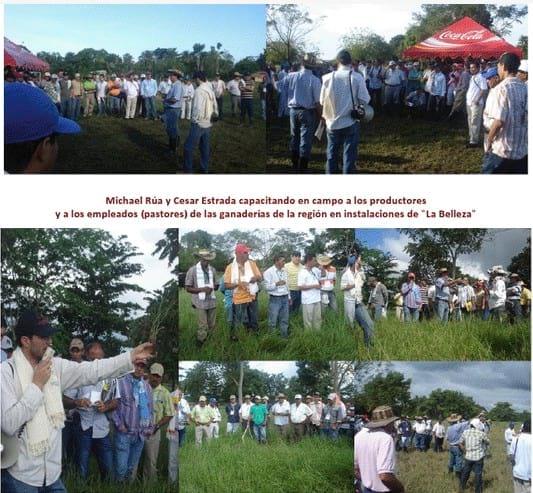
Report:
239,72,255,126
401,272,422,322
459,418,490,493
482,52,527,174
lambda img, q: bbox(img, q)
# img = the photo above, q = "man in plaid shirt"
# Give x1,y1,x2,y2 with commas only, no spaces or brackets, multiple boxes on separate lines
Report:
459,418,490,493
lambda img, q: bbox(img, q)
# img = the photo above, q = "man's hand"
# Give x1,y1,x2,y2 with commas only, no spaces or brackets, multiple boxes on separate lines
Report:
76,398,92,409
276,280,286,286
130,342,155,365
95,401,107,413
203,287,213,294
32,357,53,390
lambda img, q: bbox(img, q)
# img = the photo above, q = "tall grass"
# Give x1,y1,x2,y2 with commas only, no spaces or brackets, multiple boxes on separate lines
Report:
179,289,530,361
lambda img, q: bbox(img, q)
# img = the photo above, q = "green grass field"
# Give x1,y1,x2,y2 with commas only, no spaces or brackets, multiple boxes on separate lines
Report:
179,425,354,493
267,112,483,173
53,97,265,174
179,289,530,361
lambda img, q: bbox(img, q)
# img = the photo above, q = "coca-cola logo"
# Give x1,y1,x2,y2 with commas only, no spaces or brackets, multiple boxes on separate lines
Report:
439,30,485,41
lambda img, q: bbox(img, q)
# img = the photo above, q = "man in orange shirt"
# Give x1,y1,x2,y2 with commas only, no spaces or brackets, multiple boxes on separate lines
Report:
107,76,122,115
223,244,262,341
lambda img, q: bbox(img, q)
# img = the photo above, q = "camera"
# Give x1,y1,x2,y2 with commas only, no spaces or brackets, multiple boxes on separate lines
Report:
351,104,366,120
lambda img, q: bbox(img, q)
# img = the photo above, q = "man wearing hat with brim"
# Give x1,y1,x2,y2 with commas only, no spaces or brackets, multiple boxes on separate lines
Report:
224,244,262,341
285,251,303,315
354,405,405,493
506,273,523,324
270,393,290,437
487,266,507,322
445,413,469,478
227,72,242,117
190,396,215,447
163,69,184,155
1,309,154,490
263,254,290,338
285,53,322,172
317,254,338,313
435,267,455,322
290,394,313,441
518,60,528,84
4,83,81,174
185,250,218,345
211,73,226,120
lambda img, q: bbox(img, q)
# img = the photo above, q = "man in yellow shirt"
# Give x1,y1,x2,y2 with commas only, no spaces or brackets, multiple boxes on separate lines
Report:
190,396,215,446
285,251,303,314
520,282,531,317
223,244,262,341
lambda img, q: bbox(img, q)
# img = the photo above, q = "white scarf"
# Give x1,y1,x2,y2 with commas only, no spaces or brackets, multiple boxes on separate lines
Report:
231,259,258,296
12,347,65,457
196,261,216,301
321,73,336,122
344,268,358,298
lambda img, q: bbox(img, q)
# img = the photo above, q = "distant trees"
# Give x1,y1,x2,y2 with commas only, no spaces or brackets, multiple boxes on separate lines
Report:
507,237,531,284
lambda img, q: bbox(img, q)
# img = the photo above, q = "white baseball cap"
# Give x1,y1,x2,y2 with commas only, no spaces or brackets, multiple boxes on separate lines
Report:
294,394,302,399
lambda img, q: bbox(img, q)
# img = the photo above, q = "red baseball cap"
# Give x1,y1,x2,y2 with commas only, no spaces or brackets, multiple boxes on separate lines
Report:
235,243,251,254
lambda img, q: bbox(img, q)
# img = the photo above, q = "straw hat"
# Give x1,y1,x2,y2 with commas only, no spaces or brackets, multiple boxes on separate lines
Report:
316,254,333,266
194,249,216,261
447,413,462,423
366,405,398,429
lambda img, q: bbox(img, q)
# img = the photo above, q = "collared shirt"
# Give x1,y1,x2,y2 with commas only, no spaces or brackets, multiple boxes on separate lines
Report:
414,422,426,434
185,264,217,310
435,276,451,301
460,427,490,461
190,404,215,425
484,76,527,160
111,373,154,436
227,79,241,96
164,80,183,108
210,406,221,423
225,403,241,423
384,68,404,86
320,65,370,131
430,71,446,97
240,402,252,420
96,80,107,98
83,80,96,92
249,403,268,426
319,266,336,292
297,267,321,305
341,267,365,303
284,261,303,291
447,421,470,445
70,79,83,97
489,278,506,309
367,66,383,90
74,377,120,439
158,80,171,95
286,68,321,110
354,428,396,493
41,80,58,103
309,401,323,426
466,72,488,106
369,282,388,306
433,423,446,438
124,80,139,98
401,281,421,309
191,82,218,128
510,433,531,481
141,78,158,97
152,384,174,425
2,352,133,487
322,404,342,424
175,395,190,430
211,79,226,98
263,265,289,296
183,83,195,99
290,402,312,423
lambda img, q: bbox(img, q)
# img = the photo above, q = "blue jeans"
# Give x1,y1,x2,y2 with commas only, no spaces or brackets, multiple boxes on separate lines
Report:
60,100,70,118
482,152,504,174
178,427,187,447
268,295,289,337
414,432,426,450
1,471,66,492
326,123,360,174
403,306,420,322
374,304,384,321
240,98,253,123
184,123,211,173
216,96,224,119
253,424,266,443
354,303,374,346
97,97,106,115
436,298,449,322
448,445,464,472
69,97,81,121
108,96,120,113
289,290,301,314
232,300,258,332
384,85,401,105
289,108,316,159
144,96,156,119
164,107,181,139
114,431,145,482
461,458,484,493
321,425,339,440
78,426,113,480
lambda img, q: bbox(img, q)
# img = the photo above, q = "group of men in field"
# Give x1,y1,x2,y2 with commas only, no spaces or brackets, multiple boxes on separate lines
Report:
177,391,361,447
184,246,530,345
1,310,182,492
354,405,531,493
268,50,527,174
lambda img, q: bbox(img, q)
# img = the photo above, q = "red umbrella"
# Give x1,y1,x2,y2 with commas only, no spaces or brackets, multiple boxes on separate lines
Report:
4,36,50,71
4,50,17,67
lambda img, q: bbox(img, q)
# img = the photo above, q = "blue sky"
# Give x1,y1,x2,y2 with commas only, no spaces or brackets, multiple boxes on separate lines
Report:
4,4,265,61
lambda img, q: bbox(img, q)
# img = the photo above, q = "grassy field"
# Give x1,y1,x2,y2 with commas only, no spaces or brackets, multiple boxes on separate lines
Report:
53,97,265,174
178,288,530,361
397,422,515,493
266,112,483,174
179,424,354,492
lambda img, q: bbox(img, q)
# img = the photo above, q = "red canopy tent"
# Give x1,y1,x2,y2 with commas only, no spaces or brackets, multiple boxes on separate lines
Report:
4,37,50,71
403,17,523,59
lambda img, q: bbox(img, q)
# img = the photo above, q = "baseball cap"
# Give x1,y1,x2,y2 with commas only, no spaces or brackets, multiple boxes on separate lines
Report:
328,393,337,400
209,397,217,404
69,338,84,350
199,395,207,402
235,243,251,255
519,60,528,73
294,394,302,399
149,363,164,377
15,309,57,339
483,67,498,79
229,394,236,399
5,84,81,145
1,337,13,351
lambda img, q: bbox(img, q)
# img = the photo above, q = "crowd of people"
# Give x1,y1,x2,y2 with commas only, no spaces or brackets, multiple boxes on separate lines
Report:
355,404,531,493
0,310,181,491
4,66,262,173
183,244,531,344
266,50,528,174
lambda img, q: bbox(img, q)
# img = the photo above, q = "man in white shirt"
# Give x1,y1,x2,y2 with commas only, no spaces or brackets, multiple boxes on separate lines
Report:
427,65,446,114
270,393,290,437
413,416,427,451
290,394,312,441
124,73,140,120
167,388,188,483
239,394,253,429
509,420,531,493
297,253,322,330
309,393,324,435
208,398,222,439
96,74,107,116
487,266,507,322
1,309,153,492
226,72,242,117
211,73,226,120
367,60,384,109
433,418,446,452
181,78,195,121
505,422,516,455
140,72,158,120
383,60,405,111
466,62,488,147
183,71,218,174
320,50,370,174
263,255,290,338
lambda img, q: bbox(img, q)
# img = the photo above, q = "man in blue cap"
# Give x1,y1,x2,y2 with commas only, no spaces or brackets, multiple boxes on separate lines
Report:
4,83,80,173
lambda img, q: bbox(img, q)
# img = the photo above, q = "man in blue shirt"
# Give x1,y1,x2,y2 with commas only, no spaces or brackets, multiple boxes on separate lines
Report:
286,53,322,173
164,70,184,155
446,413,470,479
435,267,454,322
141,72,158,120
